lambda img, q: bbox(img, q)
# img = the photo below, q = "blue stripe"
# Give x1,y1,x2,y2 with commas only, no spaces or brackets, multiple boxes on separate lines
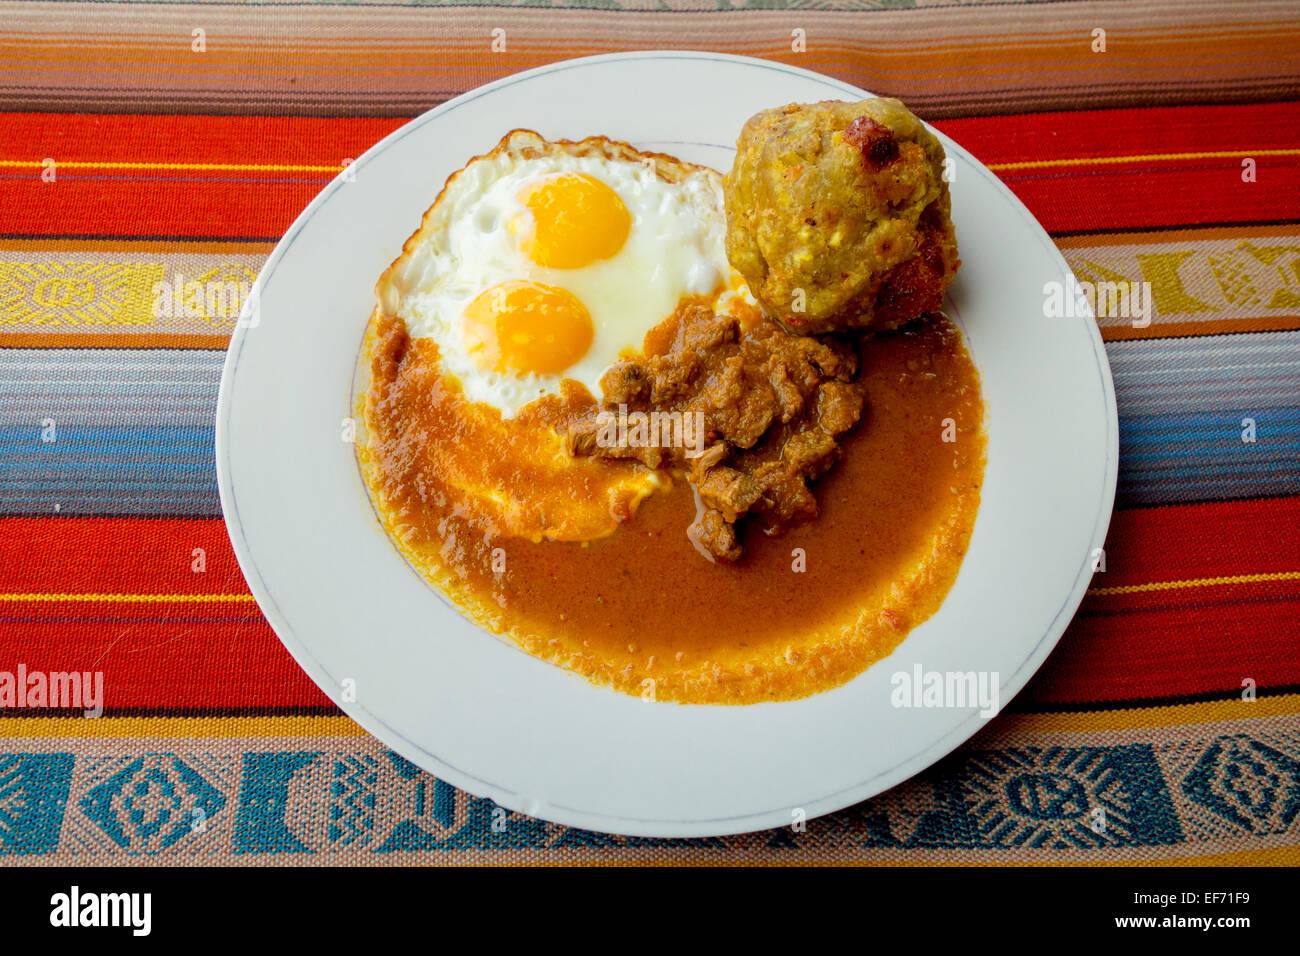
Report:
0,349,221,515
1108,331,1300,505
1,329,1297,516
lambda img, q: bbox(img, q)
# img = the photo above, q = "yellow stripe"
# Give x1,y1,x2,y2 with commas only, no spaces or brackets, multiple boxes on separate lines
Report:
0,592,255,604
768,844,1300,867
988,147,1300,171
993,693,1300,734
4,695,1294,740
1089,570,1300,597
1,148,1296,177
0,159,343,173
204,844,1300,866
0,715,364,738
1133,844,1300,867
10,568,1294,606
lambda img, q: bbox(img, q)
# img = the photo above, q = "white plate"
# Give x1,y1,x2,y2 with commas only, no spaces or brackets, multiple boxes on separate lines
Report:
216,52,1117,838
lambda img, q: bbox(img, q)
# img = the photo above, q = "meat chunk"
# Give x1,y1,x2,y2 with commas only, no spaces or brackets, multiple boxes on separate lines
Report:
694,465,764,523
781,428,839,478
600,362,650,406
699,357,777,449
688,506,742,563
817,380,866,436
567,298,869,561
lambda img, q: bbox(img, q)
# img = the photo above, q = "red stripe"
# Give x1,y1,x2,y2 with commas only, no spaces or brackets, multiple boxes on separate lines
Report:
0,516,328,710
0,113,404,239
0,113,404,167
1080,496,1300,587
934,102,1300,167
1020,496,1300,706
933,101,1300,234
1,499,1297,712
0,614,330,712
0,182,328,241
0,516,247,595
990,163,1296,234
1,104,1297,239
1023,587,1300,707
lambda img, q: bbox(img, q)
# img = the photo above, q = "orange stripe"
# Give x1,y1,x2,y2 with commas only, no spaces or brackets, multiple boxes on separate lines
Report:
0,332,232,350
1100,316,1300,341
0,238,277,254
1,29,1298,80
4,322,1288,351
4,16,1298,52
0,48,1292,89
5,695,1297,740
1054,222,1300,248
994,693,1300,733
0,22,1292,52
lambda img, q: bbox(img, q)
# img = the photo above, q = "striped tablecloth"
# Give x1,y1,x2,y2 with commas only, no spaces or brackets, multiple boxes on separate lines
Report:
1,0,1298,865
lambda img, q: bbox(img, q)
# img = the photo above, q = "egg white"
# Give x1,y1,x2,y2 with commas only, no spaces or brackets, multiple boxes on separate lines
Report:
384,146,731,417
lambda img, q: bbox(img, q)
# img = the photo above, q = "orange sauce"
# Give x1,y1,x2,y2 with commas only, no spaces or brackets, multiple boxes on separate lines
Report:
359,312,985,704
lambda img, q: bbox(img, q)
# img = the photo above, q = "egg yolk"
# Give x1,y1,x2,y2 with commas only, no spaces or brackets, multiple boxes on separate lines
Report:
461,280,594,377
514,173,632,269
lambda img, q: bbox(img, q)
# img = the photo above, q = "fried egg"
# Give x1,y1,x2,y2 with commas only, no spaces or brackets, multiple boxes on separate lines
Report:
377,130,733,417
364,132,749,545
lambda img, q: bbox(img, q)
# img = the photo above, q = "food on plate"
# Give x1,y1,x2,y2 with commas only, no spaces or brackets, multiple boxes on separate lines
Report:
565,298,866,562
357,103,985,704
366,130,738,542
723,98,959,334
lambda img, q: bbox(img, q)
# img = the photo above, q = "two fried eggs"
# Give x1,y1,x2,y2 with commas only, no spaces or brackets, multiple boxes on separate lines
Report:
377,130,738,418
366,131,747,543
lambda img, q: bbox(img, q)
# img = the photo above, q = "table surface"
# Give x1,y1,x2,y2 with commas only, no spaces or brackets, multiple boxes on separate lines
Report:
1,0,1298,865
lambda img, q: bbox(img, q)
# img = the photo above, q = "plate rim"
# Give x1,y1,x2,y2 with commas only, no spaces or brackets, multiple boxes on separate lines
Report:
216,50,1119,837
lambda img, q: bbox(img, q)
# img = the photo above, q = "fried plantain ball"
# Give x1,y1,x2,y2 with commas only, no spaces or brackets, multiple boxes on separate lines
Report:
723,98,960,335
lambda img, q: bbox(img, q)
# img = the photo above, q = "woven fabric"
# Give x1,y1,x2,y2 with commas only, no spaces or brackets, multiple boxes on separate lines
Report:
1,0,1298,865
